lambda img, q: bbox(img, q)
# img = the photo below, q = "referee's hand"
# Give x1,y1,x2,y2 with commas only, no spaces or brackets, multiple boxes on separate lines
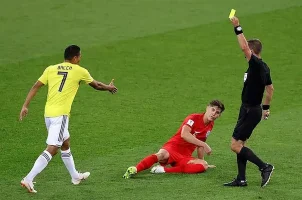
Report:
230,16,240,27
262,110,270,120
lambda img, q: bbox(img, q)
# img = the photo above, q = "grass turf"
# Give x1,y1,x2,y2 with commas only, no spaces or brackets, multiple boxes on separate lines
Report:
0,1,301,199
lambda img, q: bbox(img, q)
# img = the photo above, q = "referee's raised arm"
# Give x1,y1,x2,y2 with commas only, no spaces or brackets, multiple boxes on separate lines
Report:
224,14,275,188
230,16,252,61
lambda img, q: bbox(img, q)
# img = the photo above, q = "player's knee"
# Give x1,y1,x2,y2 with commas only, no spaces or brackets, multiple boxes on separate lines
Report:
230,142,241,153
155,152,168,161
46,145,59,156
61,139,70,151
155,153,165,161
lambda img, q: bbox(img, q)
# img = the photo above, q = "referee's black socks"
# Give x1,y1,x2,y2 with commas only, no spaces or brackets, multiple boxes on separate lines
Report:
238,146,266,170
237,154,247,181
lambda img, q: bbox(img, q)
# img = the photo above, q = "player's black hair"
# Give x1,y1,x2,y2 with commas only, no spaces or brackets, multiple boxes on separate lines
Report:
64,45,81,60
248,39,262,55
209,100,225,113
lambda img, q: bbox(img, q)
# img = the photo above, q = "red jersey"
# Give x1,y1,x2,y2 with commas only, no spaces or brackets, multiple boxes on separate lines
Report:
163,113,214,157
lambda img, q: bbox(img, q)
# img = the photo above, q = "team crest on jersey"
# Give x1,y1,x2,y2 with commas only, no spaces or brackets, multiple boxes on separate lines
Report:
187,119,194,127
244,73,248,82
206,131,211,137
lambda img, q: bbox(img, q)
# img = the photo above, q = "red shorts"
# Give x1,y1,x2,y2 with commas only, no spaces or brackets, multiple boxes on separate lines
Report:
162,145,194,167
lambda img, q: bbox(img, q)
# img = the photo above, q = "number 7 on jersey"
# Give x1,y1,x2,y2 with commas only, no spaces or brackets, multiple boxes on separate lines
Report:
57,71,68,92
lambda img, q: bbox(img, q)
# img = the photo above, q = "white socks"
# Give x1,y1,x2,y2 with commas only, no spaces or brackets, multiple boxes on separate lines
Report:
25,149,79,181
25,150,52,182
61,148,79,179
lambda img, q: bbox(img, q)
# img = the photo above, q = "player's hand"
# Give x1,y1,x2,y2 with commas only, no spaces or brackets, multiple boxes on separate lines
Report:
19,106,28,121
108,79,118,94
262,109,270,120
203,143,212,155
230,16,240,27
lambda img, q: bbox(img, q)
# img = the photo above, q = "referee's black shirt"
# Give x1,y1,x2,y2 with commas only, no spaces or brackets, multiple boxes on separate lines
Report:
241,54,272,106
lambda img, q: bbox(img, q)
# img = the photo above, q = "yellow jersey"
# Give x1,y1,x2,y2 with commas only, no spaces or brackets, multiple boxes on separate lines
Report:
38,62,94,117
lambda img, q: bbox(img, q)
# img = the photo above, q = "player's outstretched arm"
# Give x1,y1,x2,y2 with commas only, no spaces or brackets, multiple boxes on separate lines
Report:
89,79,118,94
19,81,44,121
181,125,212,155
230,16,252,61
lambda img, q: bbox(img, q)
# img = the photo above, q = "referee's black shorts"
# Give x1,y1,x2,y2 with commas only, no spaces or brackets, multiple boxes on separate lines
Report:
232,104,262,141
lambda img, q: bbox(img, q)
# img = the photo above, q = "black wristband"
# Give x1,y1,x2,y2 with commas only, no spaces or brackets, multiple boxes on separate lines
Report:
234,26,243,35
262,105,270,110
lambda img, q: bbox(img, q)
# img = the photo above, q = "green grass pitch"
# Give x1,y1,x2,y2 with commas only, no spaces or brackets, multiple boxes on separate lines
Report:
0,1,302,199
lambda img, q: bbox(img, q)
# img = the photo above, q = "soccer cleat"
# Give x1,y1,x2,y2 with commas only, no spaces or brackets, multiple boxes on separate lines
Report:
150,165,165,174
223,178,248,187
123,166,137,179
72,172,90,185
21,178,37,193
260,164,274,187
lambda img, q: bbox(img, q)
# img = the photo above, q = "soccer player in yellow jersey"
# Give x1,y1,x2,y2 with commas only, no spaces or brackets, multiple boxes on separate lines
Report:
19,45,118,193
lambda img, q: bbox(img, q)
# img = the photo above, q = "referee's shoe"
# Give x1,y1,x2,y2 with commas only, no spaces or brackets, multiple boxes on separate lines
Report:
260,163,274,187
223,178,247,187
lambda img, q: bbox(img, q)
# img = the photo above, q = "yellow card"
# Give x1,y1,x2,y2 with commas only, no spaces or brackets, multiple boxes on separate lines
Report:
229,9,236,19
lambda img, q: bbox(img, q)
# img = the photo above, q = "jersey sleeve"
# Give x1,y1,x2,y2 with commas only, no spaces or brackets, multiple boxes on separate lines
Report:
81,69,94,84
182,114,198,133
38,67,49,85
265,69,272,85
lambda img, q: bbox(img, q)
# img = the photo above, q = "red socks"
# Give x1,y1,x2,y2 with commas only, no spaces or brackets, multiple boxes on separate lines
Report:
136,154,158,172
135,154,206,174
164,164,205,174
182,164,205,173
164,166,182,173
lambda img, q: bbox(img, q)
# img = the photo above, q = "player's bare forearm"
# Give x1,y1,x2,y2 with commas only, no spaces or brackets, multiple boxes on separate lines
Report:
96,81,111,91
20,81,43,121
237,34,248,52
89,80,117,93
22,81,44,108
263,84,274,105
197,147,205,159
89,80,106,90
237,34,252,60
231,17,252,60
22,90,36,108
181,130,207,147
263,91,273,105
181,125,211,155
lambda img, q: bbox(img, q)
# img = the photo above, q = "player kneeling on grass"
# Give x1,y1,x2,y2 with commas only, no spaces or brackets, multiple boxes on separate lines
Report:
123,100,224,178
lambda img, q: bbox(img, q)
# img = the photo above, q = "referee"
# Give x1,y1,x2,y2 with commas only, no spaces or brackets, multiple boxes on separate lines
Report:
224,16,274,187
